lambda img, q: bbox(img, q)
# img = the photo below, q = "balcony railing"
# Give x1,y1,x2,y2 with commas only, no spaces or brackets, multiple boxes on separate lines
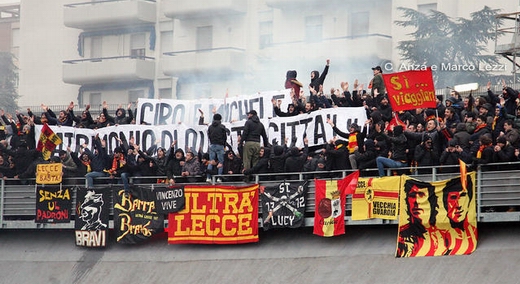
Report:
162,0,246,19
63,55,156,85
64,0,156,30
162,47,246,77
2,162,520,229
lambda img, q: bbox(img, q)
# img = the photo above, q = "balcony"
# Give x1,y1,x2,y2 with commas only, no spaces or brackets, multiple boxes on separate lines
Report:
64,0,156,30
162,0,246,19
162,48,246,77
265,0,346,9
261,34,392,64
63,56,155,85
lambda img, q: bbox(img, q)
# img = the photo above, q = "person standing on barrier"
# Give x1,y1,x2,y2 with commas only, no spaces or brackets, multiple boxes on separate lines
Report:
241,110,269,182
206,113,228,183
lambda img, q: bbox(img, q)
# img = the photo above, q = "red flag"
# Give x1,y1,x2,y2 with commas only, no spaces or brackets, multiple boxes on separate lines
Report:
314,171,359,237
386,114,407,132
382,67,436,112
36,124,62,160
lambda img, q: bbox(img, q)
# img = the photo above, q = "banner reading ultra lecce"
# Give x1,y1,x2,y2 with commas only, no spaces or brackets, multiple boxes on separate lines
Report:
168,184,259,244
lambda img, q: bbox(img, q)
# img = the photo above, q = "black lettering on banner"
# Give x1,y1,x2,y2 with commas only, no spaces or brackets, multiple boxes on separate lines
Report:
139,102,154,125
228,101,239,122
271,94,285,117
141,129,156,152
157,103,172,125
313,115,326,145
238,100,248,121
161,130,175,148
170,104,186,125
268,122,280,144
346,118,359,129
326,114,337,135
185,129,198,152
107,132,120,153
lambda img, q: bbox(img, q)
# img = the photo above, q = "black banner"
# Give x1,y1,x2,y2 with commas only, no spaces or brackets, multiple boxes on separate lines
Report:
260,181,308,230
152,185,185,214
114,186,164,244
74,187,110,247
35,185,72,223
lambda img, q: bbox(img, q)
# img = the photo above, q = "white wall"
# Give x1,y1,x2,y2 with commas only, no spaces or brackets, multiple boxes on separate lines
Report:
18,0,79,107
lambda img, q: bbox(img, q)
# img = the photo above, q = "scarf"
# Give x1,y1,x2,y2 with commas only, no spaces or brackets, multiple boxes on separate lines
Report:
492,116,499,130
348,132,358,154
105,155,124,175
81,160,91,173
474,123,488,133
476,144,488,159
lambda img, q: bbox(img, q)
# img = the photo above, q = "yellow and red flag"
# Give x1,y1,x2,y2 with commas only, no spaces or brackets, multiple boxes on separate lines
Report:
385,114,407,132
36,124,62,160
313,171,359,237
351,176,401,220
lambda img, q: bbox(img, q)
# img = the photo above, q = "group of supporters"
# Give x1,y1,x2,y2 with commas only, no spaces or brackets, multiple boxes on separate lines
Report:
0,60,520,190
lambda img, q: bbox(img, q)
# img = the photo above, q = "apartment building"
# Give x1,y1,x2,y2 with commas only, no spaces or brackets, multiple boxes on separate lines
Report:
16,0,518,108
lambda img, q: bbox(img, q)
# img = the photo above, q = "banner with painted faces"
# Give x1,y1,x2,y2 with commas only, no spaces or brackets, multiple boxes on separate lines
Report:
396,173,477,257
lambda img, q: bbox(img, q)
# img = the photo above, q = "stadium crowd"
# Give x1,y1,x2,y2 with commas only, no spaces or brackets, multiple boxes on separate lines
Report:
1,61,520,189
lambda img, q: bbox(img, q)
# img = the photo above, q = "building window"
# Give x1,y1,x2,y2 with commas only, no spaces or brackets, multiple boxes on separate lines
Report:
305,15,322,43
193,83,211,98
89,92,101,108
197,26,213,51
159,88,172,99
259,21,273,49
91,36,102,59
131,33,146,59
350,12,369,37
160,31,173,54
418,3,437,14
128,89,144,104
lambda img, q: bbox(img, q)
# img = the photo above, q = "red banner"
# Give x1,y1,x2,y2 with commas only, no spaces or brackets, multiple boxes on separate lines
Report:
382,68,436,112
314,171,359,237
167,184,259,244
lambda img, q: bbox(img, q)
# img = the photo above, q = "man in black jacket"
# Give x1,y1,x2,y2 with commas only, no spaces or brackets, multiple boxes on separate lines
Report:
206,113,228,183
241,110,269,172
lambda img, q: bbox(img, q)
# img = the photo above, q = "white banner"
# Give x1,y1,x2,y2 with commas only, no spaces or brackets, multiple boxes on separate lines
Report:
135,89,293,126
35,107,367,156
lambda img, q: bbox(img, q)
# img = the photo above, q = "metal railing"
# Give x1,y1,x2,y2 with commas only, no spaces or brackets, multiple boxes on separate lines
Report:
1,162,520,229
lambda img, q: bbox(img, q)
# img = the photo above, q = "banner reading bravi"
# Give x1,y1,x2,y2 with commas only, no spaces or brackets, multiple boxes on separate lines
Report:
168,184,259,244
